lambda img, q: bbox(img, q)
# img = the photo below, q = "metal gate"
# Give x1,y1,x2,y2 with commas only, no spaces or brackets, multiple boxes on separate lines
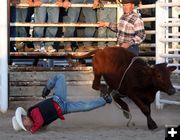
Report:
155,0,180,109
1,0,180,112
0,0,8,113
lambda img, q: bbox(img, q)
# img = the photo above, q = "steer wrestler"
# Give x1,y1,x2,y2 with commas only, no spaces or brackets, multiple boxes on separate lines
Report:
12,74,112,133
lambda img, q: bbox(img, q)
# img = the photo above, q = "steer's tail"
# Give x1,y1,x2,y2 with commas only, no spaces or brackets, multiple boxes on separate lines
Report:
67,49,99,59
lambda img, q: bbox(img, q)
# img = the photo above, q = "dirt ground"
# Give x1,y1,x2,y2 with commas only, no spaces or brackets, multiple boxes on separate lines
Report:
0,98,180,140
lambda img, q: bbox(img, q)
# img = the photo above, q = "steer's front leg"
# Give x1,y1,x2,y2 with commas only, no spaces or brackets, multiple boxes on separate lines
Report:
99,84,109,95
131,96,158,130
112,93,130,119
92,74,101,90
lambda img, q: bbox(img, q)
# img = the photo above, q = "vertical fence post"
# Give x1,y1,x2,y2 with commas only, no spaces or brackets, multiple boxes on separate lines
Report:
155,0,166,64
155,0,167,109
172,0,179,48
171,0,179,65
0,0,8,113
116,3,123,46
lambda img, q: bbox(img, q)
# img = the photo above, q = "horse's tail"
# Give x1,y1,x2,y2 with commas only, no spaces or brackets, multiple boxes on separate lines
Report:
67,49,99,59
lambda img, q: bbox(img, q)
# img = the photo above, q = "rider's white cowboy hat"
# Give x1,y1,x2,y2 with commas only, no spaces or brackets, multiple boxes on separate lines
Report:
12,107,27,131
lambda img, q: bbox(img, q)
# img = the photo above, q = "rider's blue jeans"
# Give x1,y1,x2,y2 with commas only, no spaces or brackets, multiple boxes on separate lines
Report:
46,74,106,114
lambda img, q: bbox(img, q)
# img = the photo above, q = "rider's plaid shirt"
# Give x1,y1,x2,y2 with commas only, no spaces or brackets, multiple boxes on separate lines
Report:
108,11,146,46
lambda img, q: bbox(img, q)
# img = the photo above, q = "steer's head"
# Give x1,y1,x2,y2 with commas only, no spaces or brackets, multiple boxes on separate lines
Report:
151,63,176,95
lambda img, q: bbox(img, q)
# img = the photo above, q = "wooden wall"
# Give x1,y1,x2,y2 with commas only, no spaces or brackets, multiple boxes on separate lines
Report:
9,67,101,101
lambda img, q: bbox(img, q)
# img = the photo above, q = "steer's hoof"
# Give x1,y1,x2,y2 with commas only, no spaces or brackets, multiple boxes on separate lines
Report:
148,122,158,130
123,111,130,119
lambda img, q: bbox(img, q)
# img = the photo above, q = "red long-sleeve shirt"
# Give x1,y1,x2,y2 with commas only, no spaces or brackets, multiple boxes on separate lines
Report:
30,101,65,133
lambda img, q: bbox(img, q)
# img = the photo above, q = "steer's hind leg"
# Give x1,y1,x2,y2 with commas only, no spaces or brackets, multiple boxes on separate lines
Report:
112,94,130,119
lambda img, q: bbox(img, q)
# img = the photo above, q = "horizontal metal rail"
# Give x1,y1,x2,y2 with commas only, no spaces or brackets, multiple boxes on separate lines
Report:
138,4,155,9
10,35,156,42
159,2,180,7
160,38,180,42
140,43,156,47
160,23,180,27
9,96,43,101
142,17,156,22
174,85,180,90
160,54,180,58
9,50,155,58
9,65,93,71
10,37,117,42
11,3,117,8
167,33,180,37
10,80,93,86
11,20,155,26
160,99,180,105
167,18,180,22
145,30,155,34
11,3,155,9
10,22,99,27
9,52,89,57
167,48,180,51
10,17,156,27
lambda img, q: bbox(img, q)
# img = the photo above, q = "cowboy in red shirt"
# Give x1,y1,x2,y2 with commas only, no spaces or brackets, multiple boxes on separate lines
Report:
12,74,112,133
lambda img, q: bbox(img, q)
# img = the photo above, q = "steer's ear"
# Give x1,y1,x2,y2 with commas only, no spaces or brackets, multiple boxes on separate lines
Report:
167,66,176,72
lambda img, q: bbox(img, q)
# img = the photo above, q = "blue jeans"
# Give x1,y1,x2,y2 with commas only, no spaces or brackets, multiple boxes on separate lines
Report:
127,44,139,56
33,4,59,47
10,8,28,37
46,74,106,114
97,5,117,47
63,0,96,46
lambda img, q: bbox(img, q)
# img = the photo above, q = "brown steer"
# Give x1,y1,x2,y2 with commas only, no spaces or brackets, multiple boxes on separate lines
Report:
68,47,176,130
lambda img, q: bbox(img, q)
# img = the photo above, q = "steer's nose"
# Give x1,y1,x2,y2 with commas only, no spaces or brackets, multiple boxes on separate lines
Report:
168,87,176,95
